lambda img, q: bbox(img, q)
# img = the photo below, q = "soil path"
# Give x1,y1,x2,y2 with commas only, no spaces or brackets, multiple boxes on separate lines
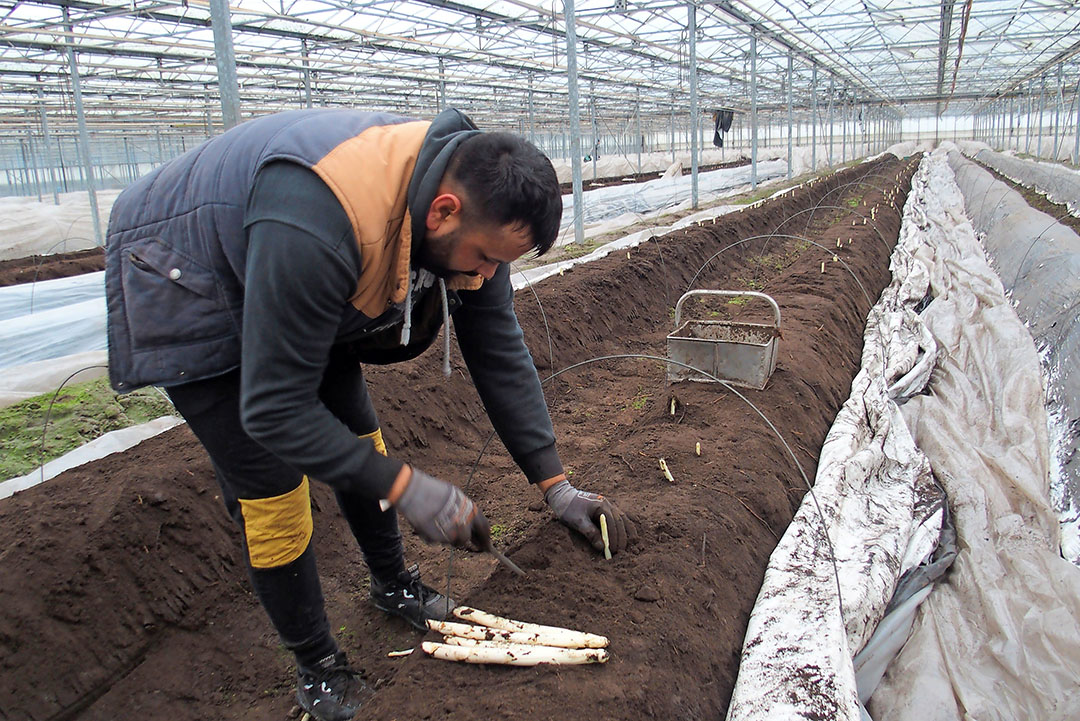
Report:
0,155,919,721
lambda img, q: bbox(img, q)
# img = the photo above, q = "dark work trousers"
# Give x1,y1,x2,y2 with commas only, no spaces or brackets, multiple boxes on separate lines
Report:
166,348,406,670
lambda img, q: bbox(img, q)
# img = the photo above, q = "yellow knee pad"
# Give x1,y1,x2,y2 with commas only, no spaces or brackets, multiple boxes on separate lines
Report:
237,429,385,569
359,427,387,456
238,476,313,569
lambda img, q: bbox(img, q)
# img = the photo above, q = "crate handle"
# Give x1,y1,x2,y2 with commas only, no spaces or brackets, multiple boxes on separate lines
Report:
674,290,781,330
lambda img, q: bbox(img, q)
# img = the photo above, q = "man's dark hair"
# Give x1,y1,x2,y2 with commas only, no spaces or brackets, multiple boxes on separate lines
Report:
447,132,562,256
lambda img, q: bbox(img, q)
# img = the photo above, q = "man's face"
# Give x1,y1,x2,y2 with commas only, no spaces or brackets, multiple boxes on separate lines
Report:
420,190,535,280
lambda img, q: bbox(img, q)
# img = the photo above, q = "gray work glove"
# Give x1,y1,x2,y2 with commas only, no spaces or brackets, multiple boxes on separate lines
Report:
544,480,629,555
396,467,491,549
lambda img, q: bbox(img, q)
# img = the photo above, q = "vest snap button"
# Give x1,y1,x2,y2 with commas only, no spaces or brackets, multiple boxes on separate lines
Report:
168,268,182,281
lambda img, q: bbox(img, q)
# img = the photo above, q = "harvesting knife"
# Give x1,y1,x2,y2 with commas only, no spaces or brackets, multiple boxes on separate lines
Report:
482,541,527,577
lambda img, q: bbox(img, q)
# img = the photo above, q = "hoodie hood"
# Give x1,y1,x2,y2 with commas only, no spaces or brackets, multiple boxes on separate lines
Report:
407,108,481,252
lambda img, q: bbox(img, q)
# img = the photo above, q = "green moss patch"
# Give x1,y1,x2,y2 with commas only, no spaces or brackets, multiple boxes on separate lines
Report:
0,377,176,480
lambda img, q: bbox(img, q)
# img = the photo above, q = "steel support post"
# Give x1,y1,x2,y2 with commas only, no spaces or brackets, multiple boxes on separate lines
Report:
811,65,818,170
1006,98,1012,147
992,101,998,148
786,53,793,179
37,83,59,204
1038,74,1046,158
124,136,134,183
841,90,847,164
301,39,313,108
563,0,585,246
689,2,700,206
528,73,535,144
635,86,641,173
827,77,834,166
62,7,102,245
750,32,758,189
1003,99,1009,148
670,92,676,161
1074,72,1080,165
1026,81,1033,154
209,0,241,130
439,57,447,113
589,81,598,180
1053,63,1064,159
998,100,1004,147
56,138,69,192
21,137,42,201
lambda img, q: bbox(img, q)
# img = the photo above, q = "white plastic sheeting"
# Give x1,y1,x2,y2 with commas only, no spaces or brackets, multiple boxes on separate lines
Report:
0,190,117,260
960,143,1080,216
558,159,787,236
0,351,107,408
0,270,104,321
0,415,184,499
0,296,106,370
946,150,1080,564
867,148,1080,721
726,151,948,721
0,272,107,370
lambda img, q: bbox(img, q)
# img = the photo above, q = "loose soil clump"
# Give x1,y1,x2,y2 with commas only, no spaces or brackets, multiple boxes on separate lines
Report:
0,154,919,721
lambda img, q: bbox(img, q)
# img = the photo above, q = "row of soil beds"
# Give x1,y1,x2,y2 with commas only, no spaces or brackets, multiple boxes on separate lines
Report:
0,153,919,721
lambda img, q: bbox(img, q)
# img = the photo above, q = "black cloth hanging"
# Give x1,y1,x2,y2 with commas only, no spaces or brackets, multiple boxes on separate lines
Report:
712,109,735,147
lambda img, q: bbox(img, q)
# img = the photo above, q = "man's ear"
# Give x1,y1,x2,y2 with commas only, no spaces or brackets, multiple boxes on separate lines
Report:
426,193,463,232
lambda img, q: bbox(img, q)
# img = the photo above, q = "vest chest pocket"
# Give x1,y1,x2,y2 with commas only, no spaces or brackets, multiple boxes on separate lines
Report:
121,236,234,349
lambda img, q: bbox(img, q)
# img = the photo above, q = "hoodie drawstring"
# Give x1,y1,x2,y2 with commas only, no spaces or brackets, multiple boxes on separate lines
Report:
399,273,452,378
439,278,451,377
400,272,414,346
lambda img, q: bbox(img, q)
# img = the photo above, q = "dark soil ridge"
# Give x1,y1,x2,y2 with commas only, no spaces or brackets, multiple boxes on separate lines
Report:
0,154,919,721
970,156,1080,238
558,158,750,194
0,248,105,288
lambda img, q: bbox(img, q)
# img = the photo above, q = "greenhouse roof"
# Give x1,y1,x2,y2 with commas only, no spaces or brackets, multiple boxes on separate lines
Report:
1,0,1078,131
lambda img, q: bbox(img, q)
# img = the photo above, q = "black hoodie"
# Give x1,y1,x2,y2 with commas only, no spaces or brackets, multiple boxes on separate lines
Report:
238,111,563,500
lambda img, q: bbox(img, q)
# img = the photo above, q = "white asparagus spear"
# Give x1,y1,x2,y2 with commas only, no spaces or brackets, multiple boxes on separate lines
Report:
421,640,609,666
439,636,607,655
427,619,594,649
452,606,609,649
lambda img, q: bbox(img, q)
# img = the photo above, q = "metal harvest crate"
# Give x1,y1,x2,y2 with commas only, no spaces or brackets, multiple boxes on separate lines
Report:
666,290,781,390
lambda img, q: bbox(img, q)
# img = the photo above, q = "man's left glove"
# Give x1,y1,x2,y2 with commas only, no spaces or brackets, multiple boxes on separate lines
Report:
544,480,629,555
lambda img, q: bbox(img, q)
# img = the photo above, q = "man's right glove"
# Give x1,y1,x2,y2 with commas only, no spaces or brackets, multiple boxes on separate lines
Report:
544,480,629,554
395,467,491,549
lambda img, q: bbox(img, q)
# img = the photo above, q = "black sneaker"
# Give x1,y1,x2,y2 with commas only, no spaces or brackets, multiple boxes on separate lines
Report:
370,564,455,631
296,651,367,721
